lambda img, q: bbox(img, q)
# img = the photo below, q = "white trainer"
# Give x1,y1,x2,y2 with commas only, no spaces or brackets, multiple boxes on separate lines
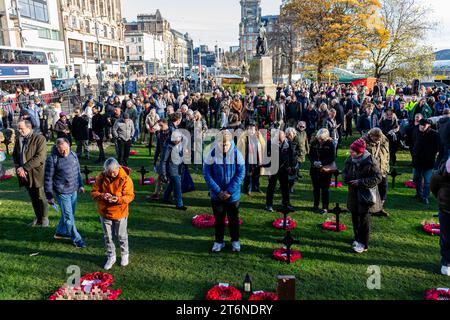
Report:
212,242,225,253
352,241,359,248
232,241,241,252
441,265,450,276
353,243,367,254
121,255,129,267
103,256,116,270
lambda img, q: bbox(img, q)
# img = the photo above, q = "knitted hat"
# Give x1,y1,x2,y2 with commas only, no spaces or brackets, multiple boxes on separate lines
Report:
350,138,366,155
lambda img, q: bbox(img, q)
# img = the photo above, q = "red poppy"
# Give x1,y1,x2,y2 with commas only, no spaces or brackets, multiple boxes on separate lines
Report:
140,177,156,186
423,223,440,236
330,181,343,188
248,291,279,301
321,221,347,232
48,272,121,300
272,248,302,263
205,285,242,301
272,217,297,231
425,288,450,300
192,214,243,229
404,180,416,189
130,150,139,155
0,175,13,181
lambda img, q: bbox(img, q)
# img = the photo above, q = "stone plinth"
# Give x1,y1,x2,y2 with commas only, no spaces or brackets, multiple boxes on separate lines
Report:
246,55,277,98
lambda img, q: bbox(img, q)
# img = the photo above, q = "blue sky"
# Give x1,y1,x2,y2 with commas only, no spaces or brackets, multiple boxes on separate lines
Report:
122,0,450,51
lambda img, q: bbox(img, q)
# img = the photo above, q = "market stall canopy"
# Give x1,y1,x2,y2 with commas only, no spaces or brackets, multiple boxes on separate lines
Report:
332,68,367,83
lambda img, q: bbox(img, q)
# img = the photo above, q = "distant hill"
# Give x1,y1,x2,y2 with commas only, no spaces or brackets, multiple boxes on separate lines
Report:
435,50,450,61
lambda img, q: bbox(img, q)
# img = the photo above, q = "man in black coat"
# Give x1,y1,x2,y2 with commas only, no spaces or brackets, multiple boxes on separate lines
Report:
412,119,440,204
431,157,450,276
208,90,221,128
265,131,296,213
71,108,90,160
92,107,106,163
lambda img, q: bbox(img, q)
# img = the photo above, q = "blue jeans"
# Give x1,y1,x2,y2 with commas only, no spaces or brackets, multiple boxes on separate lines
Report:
55,192,82,243
157,111,165,120
133,121,140,142
413,168,433,200
163,175,183,207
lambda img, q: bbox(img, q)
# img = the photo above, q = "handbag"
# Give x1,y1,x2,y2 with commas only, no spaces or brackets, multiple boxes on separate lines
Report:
357,186,378,206
320,162,337,173
181,166,195,194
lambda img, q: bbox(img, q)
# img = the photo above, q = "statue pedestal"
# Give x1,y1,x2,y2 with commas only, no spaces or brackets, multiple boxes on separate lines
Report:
247,55,277,98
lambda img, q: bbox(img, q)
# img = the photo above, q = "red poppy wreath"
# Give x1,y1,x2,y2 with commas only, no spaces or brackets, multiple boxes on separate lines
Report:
423,223,440,236
272,247,302,263
205,285,242,301
272,217,297,230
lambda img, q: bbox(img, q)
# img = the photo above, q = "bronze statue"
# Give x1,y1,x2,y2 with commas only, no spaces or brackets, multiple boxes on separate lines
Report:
256,23,268,56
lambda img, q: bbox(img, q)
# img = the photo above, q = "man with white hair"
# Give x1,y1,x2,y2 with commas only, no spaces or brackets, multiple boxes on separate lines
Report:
44,138,86,248
161,130,187,211
431,157,450,276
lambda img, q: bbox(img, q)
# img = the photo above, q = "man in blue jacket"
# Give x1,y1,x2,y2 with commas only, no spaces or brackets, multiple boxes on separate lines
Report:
203,130,245,253
44,138,86,248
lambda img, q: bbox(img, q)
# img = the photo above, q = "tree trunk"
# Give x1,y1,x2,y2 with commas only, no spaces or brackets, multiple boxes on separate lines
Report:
317,61,324,83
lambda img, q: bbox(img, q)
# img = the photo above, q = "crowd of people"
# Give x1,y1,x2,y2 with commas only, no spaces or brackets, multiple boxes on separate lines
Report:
1,77,449,275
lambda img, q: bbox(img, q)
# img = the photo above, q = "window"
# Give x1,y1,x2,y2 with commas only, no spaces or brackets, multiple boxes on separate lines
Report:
85,20,90,34
71,16,78,28
111,47,118,59
18,0,49,23
69,39,83,56
104,26,108,38
86,42,94,58
0,48,47,64
102,45,110,59
119,48,125,60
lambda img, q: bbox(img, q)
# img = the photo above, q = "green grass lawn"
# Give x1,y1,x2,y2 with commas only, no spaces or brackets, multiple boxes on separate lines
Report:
0,137,448,300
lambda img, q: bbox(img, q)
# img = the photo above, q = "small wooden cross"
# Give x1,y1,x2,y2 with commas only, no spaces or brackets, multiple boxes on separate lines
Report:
276,231,300,264
330,203,347,232
389,168,401,189
82,166,92,184
138,166,149,184
333,170,341,189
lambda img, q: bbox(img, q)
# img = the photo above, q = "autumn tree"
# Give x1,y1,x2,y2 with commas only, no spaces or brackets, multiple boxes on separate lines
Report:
363,0,436,79
269,11,300,85
385,46,435,83
284,0,381,82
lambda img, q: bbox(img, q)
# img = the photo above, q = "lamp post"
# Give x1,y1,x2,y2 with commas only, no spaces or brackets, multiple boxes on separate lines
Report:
199,42,202,93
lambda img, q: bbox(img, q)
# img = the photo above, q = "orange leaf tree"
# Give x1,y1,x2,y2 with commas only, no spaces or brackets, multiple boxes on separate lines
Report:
283,0,382,82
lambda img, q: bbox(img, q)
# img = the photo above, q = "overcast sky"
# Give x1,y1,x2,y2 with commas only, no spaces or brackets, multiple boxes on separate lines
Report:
122,0,450,52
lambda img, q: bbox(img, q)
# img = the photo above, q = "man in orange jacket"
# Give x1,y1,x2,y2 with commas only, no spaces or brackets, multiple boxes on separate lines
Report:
91,158,135,270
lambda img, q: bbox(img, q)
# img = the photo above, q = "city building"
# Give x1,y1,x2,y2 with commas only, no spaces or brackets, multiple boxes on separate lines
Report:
125,31,166,76
59,0,125,82
193,45,217,68
239,0,261,59
0,0,67,78
127,10,193,76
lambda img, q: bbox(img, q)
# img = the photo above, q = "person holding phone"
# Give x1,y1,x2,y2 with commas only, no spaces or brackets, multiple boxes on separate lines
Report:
91,158,135,270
